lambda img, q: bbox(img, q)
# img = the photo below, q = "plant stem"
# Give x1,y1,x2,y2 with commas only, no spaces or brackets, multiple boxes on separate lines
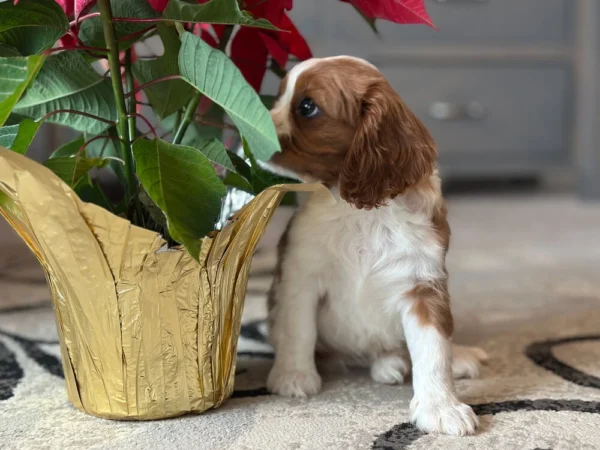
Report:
217,24,235,52
126,113,158,139
44,45,108,55
97,0,136,210
69,12,101,28
172,93,201,144
112,17,162,23
124,75,182,99
118,25,156,43
41,109,116,125
270,60,288,79
124,50,137,142
174,109,183,131
76,135,112,156
173,25,234,145
194,115,238,131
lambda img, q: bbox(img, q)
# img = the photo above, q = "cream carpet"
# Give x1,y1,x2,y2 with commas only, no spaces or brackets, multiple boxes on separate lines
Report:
1,194,600,449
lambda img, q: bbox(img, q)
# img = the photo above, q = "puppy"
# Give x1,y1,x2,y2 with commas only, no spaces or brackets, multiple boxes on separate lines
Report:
264,56,487,436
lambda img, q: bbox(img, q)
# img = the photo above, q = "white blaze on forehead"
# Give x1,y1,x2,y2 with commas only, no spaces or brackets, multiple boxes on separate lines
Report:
271,56,378,114
272,58,320,114
269,55,378,137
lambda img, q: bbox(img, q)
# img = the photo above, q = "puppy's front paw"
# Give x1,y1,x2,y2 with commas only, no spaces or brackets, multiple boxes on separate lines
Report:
452,344,489,379
267,367,322,398
410,396,479,436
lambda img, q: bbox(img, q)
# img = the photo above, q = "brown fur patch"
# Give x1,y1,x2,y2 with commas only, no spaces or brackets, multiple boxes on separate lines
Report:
408,280,453,337
339,79,437,209
432,200,451,254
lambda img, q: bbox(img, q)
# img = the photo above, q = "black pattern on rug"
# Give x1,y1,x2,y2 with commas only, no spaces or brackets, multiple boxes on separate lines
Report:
526,335,600,389
373,336,600,449
0,302,62,401
0,340,23,401
372,400,600,449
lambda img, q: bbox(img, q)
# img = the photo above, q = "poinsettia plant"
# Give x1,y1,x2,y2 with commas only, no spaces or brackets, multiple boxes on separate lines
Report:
0,0,432,260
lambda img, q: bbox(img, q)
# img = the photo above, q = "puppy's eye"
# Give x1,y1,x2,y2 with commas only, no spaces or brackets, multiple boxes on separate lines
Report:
297,97,320,118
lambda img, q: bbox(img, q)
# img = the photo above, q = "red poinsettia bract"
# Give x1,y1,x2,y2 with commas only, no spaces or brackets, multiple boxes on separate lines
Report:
341,0,434,27
227,0,312,91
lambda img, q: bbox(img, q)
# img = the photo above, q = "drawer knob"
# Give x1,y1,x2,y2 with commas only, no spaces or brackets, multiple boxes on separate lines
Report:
465,101,485,120
428,101,485,121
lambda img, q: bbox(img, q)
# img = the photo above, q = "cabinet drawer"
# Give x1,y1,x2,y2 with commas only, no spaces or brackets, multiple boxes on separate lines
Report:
381,66,569,159
319,0,571,56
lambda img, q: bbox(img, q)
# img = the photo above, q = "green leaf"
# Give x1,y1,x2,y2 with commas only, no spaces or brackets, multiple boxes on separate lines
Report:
198,141,253,193
185,121,223,145
132,138,227,259
260,95,277,110
85,133,117,160
0,0,69,56
163,0,280,30
196,138,254,186
50,136,85,158
79,0,159,49
186,103,226,144
74,175,115,213
227,150,253,181
0,55,45,126
0,44,21,57
178,32,280,161
13,52,117,133
50,131,125,175
132,24,193,119
196,139,237,172
251,165,298,196
0,124,18,150
15,79,115,134
138,188,170,238
242,138,298,193
0,118,41,154
223,172,253,193
44,156,110,187
85,128,125,181
15,52,104,109
161,112,180,134
165,111,254,192
162,103,226,146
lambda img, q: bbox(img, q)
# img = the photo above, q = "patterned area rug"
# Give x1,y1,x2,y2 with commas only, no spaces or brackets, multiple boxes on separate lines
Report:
2,195,600,449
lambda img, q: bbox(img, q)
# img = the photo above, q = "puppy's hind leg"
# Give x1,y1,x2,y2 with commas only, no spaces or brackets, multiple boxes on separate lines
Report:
370,349,411,385
452,344,489,379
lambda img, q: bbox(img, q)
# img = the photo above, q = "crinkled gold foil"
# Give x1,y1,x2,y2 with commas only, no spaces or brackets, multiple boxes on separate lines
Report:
0,146,327,420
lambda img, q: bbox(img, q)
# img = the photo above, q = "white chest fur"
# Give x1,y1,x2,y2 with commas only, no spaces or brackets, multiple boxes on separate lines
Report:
284,188,446,360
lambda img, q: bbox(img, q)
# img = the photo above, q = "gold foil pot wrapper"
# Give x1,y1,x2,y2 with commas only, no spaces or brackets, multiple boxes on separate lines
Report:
0,146,326,420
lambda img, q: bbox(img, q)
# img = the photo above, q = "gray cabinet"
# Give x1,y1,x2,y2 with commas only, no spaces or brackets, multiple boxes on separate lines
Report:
382,65,570,175
321,0,572,52
286,0,595,183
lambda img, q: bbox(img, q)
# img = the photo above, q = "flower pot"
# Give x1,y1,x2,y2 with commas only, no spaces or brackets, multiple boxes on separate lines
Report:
0,146,322,420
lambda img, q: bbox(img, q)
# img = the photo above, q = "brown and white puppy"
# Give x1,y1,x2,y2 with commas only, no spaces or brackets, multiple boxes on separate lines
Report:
265,56,487,436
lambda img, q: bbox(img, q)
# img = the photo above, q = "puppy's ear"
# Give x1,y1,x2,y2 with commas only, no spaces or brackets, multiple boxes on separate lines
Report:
339,79,437,209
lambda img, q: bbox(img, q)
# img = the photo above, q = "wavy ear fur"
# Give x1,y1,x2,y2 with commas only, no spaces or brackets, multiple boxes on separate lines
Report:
339,79,437,209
